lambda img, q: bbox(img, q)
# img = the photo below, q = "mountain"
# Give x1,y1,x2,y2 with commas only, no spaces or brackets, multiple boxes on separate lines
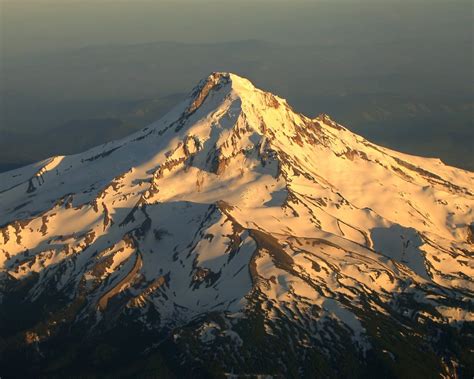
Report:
0,73,473,378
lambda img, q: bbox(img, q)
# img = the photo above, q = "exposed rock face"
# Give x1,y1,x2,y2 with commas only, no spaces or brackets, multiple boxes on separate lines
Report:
0,73,473,378
467,223,474,244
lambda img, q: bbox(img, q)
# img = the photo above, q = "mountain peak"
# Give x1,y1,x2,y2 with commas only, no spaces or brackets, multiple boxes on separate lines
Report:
201,71,255,89
190,72,254,100
186,72,281,116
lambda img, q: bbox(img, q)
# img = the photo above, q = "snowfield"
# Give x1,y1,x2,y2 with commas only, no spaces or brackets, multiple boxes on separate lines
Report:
0,73,473,377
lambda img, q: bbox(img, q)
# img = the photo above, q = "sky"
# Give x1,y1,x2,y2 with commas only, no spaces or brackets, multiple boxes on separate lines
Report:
2,1,471,56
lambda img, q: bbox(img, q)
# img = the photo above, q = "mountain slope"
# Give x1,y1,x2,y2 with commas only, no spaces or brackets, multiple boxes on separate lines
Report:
0,73,473,378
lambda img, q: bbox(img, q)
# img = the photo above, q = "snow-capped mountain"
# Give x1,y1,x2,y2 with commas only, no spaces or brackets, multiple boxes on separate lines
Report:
1,73,473,378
